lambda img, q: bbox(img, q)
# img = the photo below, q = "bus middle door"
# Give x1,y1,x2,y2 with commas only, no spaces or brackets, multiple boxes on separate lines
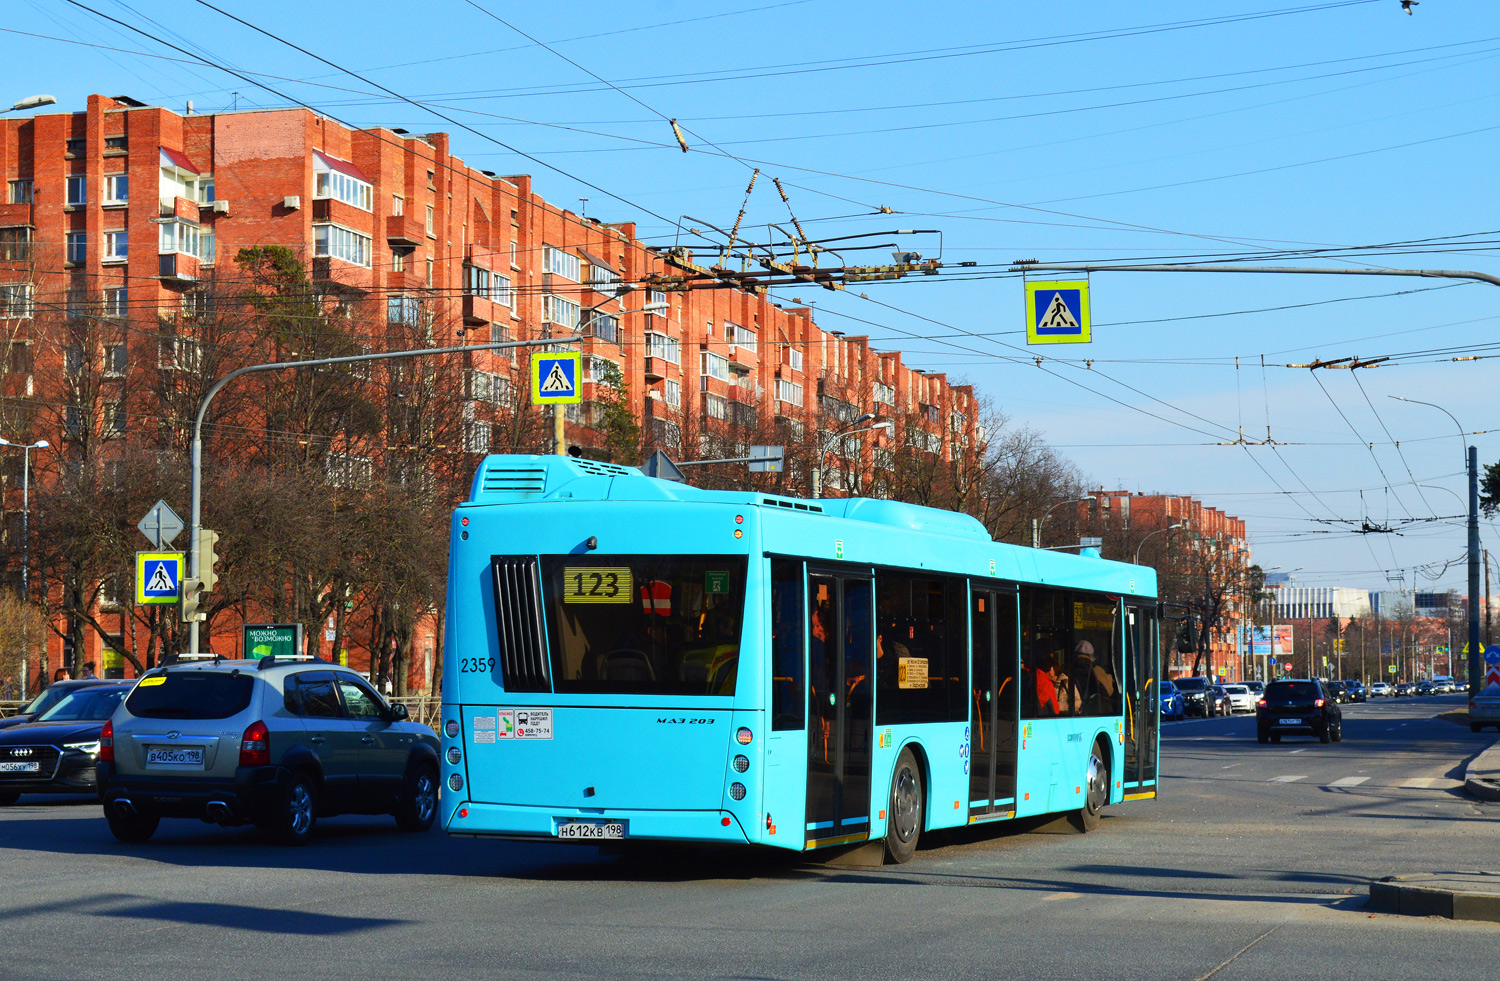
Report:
805,571,874,848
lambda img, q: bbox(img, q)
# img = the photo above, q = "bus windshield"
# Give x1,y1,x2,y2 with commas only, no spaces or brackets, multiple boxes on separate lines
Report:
540,555,748,696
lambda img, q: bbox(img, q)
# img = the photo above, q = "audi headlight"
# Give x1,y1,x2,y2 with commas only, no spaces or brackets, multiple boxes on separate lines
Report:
64,740,100,756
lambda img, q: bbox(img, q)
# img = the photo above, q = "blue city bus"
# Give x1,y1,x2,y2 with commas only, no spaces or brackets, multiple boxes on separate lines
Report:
441,455,1161,862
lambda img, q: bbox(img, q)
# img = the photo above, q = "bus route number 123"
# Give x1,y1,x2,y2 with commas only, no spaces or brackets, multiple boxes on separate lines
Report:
562,566,634,604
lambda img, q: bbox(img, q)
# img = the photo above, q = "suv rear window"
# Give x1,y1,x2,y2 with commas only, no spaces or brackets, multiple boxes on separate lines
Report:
1266,681,1319,699
126,671,255,719
1174,678,1207,692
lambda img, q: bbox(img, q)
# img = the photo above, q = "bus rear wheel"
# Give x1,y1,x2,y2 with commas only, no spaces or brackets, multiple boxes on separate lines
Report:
1078,744,1109,832
884,748,923,864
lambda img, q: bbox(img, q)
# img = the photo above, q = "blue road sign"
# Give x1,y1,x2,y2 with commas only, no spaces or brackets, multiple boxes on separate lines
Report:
531,352,582,404
1025,280,1091,344
136,551,182,605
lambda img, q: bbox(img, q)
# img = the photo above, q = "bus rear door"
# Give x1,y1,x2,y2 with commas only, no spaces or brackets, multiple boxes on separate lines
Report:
805,571,874,848
969,587,1020,819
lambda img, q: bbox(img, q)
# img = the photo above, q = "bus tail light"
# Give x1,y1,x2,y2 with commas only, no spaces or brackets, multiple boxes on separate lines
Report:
240,721,270,767
729,783,746,801
732,755,749,773
445,720,459,738
736,727,753,745
99,719,114,763
448,774,464,792
447,747,462,765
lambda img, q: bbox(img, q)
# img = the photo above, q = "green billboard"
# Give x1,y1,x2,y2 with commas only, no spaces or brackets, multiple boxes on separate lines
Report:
243,623,303,660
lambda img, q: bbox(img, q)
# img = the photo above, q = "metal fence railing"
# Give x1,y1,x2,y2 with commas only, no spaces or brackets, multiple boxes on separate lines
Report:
388,696,442,729
0,700,23,719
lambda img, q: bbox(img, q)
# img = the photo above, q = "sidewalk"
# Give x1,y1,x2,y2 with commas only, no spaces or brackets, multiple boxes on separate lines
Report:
1366,737,1500,923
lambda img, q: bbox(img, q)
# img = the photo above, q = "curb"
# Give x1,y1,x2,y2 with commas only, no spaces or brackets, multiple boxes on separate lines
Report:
1461,736,1500,803
1369,873,1500,923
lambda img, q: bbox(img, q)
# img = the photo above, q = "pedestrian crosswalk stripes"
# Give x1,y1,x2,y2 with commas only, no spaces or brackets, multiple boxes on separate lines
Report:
1328,776,1370,787
1270,774,1307,783
1264,774,1462,789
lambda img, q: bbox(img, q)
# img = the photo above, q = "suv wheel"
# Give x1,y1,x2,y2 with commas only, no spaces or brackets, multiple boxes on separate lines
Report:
271,772,318,846
106,807,159,843
395,764,438,832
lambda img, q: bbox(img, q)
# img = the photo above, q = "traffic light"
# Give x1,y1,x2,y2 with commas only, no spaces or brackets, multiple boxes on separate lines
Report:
1175,619,1199,655
180,576,203,623
197,529,221,594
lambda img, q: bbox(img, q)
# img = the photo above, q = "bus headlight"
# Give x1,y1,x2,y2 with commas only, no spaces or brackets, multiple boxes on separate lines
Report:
447,747,462,765
445,720,460,738
729,783,747,801
448,774,464,792
732,755,749,773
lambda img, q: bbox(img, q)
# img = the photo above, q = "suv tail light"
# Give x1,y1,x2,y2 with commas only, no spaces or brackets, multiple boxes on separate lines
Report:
100,719,114,763
240,720,270,767
1256,698,1266,708
1314,698,1325,708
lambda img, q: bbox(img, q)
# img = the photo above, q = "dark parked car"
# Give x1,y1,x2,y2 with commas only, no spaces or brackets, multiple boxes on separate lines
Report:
1209,685,1234,717
1344,682,1366,703
1256,679,1343,744
0,680,115,731
0,684,130,803
1324,681,1349,704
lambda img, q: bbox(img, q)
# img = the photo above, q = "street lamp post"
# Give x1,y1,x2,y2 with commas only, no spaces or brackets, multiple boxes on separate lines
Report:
811,414,890,499
1034,497,1094,549
0,438,49,697
1133,522,1183,566
2,95,56,114
1391,396,1481,695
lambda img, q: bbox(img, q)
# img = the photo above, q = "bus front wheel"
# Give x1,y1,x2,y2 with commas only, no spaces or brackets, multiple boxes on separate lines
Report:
1078,745,1109,832
884,748,923,864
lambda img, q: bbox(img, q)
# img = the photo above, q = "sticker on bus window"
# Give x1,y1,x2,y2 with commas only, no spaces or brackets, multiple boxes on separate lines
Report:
640,580,672,616
897,657,929,690
474,715,496,731
705,570,731,594
513,708,553,740
562,567,633,604
474,730,496,744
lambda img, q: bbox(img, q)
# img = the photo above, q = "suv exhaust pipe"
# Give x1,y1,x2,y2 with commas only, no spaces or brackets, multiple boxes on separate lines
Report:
205,800,232,824
113,799,138,818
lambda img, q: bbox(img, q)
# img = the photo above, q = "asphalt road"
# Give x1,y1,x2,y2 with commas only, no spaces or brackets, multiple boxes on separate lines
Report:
0,694,1496,980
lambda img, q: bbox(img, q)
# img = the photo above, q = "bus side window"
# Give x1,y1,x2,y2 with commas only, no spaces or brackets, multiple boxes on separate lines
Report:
770,559,805,731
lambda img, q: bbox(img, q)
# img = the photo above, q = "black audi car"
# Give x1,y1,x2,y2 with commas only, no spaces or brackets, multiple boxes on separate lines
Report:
0,684,130,804
1256,678,1343,744
0,679,116,732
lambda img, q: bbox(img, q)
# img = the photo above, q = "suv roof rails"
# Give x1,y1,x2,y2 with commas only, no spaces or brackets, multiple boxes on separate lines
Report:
256,653,328,671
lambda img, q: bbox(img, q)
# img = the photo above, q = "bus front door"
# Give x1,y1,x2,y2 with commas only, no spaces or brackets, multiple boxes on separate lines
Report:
969,588,1020,818
1122,605,1160,794
805,572,875,848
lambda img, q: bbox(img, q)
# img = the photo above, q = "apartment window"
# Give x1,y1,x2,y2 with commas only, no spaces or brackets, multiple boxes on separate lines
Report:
664,378,681,408
0,227,30,262
106,401,126,434
104,343,126,378
788,348,803,371
158,337,202,372
425,258,433,287
510,240,518,269
197,226,214,264
467,368,502,403
3,340,32,375
951,411,968,433
157,219,199,256
462,420,492,455
874,380,895,406
924,403,941,424
324,453,373,488
64,405,84,438
587,263,620,291
182,289,214,321
312,156,372,211
701,351,731,382
544,294,580,330
312,223,371,267
584,356,618,384
775,378,804,406
391,251,405,272
493,273,513,309
703,392,728,421
391,194,404,216
7,180,32,204
66,231,85,263
646,289,667,320
542,245,580,281
64,345,84,375
387,295,422,326
104,230,128,262
195,176,214,204
104,174,129,205
66,176,86,206
0,284,33,319
465,264,491,298
590,314,618,345
104,287,127,318
425,204,434,236
105,136,128,151
645,331,680,364
726,321,757,351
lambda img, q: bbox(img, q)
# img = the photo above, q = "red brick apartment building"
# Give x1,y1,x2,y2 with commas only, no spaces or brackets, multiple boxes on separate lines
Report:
0,95,982,687
1086,490,1252,680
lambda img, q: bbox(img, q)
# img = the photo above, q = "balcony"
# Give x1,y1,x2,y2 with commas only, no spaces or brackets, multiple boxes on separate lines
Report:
386,213,426,247
643,356,670,382
312,257,373,293
158,196,199,220
158,253,200,282
463,294,493,326
0,204,32,228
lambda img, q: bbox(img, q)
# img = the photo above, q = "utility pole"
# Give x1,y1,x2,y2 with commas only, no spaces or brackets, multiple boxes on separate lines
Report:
1486,549,1493,649
1470,446,1483,694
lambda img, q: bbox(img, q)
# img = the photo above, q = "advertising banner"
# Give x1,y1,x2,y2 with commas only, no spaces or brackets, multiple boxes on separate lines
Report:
1248,625,1293,658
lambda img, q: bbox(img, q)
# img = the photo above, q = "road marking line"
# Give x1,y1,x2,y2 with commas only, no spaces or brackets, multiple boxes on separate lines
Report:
1221,763,1241,769
1399,777,1435,789
1042,891,1082,902
1329,776,1369,787
1289,749,1306,754
1270,775,1307,783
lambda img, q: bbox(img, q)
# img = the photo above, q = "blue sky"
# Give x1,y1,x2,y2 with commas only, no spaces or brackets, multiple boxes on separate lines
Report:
9,0,1500,594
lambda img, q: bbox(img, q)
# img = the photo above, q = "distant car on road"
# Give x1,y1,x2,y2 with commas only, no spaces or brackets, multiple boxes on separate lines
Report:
1173,677,1220,717
1208,685,1233,717
1369,682,1392,697
1244,680,1265,696
0,680,115,732
1159,680,1185,721
1344,681,1366,703
1256,678,1343,744
1323,681,1350,704
1394,682,1414,697
1416,681,1436,696
1221,684,1257,714
0,684,130,804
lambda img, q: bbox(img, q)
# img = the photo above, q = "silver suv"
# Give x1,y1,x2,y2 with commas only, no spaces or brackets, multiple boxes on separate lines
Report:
98,656,439,845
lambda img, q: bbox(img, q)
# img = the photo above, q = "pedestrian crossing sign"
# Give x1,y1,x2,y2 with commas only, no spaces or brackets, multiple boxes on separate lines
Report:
531,352,582,404
1025,280,1091,344
136,551,183,605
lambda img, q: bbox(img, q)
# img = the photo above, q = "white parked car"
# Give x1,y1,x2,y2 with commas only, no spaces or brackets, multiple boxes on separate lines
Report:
1369,682,1392,697
1221,684,1257,714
